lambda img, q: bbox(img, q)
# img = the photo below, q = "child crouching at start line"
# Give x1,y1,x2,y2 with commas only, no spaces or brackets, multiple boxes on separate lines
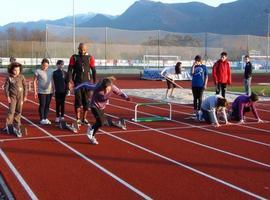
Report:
230,92,263,124
74,77,130,145
197,95,230,127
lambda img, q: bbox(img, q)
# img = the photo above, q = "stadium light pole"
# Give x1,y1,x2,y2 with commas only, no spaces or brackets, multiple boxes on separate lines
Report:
267,13,269,72
73,0,76,54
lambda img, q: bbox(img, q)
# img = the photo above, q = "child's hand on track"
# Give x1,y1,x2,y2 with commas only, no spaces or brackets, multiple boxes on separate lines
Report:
214,123,221,127
239,119,245,124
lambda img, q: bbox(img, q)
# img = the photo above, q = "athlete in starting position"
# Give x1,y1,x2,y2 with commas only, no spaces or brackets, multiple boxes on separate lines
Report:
75,77,130,145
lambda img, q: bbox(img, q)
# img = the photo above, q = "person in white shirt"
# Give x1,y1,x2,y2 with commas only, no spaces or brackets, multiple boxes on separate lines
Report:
198,95,230,127
33,58,54,125
160,62,182,99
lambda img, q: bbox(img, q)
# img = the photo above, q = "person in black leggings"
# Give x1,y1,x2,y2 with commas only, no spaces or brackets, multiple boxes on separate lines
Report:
191,55,208,115
53,60,69,122
74,77,130,145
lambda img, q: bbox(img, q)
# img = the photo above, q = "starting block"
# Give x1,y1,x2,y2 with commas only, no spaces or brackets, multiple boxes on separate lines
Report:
132,102,172,122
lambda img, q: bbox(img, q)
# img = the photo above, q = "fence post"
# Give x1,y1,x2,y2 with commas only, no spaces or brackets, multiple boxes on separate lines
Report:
6,40,9,57
204,32,208,61
158,30,160,68
105,27,107,69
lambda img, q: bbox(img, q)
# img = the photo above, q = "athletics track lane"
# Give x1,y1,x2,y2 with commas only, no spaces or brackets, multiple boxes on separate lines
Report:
0,91,261,199
31,93,270,198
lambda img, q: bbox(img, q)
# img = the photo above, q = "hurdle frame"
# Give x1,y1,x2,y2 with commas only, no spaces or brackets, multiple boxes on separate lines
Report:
132,102,172,122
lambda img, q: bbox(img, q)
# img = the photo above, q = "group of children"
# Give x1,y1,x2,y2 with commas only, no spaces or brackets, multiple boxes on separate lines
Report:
3,51,264,143
3,57,130,145
162,52,263,127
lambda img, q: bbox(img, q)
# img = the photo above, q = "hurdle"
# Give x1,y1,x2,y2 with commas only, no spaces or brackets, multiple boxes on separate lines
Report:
132,102,172,122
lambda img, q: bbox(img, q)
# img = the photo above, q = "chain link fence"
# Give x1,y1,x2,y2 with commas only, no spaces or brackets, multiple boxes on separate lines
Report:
0,24,269,70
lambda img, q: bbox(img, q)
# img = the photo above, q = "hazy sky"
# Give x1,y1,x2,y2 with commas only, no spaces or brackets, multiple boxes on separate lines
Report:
0,0,236,26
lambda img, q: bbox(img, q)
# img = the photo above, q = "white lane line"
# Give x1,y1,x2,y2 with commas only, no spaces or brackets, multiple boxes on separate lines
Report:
60,97,270,167
3,89,270,199
0,102,152,200
107,104,270,167
27,89,270,147
25,99,269,199
102,130,268,200
0,148,38,200
0,133,86,143
109,96,270,147
0,126,205,143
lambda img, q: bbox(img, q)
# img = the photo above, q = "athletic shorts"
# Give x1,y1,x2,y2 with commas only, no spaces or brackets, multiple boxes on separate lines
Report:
166,79,176,89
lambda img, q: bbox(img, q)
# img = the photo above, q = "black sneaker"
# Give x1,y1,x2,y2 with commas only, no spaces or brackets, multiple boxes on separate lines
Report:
82,119,89,125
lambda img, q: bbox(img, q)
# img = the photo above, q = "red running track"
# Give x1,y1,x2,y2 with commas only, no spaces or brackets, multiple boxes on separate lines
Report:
0,75,270,199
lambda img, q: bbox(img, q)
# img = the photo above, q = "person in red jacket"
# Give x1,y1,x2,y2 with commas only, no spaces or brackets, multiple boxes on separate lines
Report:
212,52,231,98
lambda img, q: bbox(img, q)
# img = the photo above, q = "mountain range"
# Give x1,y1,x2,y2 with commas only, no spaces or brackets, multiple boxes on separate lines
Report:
1,0,270,36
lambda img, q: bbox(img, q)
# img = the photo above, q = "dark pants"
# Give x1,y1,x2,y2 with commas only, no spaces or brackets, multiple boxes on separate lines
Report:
55,92,66,118
201,109,216,124
38,93,53,120
192,87,204,111
166,79,176,89
6,95,23,129
216,83,227,98
91,107,106,136
231,107,250,121
74,88,89,110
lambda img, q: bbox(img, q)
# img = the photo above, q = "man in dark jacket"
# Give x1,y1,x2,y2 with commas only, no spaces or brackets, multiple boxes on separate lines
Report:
243,55,252,95
68,43,97,125
212,52,231,98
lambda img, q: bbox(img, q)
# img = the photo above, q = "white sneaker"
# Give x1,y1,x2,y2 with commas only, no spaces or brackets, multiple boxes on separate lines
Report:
117,121,127,130
87,125,94,140
197,110,203,121
61,117,65,121
40,119,47,125
15,128,22,138
55,117,60,123
90,136,99,145
45,119,52,125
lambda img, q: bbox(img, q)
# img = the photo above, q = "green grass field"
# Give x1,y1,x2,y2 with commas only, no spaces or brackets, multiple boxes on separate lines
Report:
207,85,270,96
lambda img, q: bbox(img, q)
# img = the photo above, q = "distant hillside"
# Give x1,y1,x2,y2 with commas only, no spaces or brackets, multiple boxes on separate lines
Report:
80,0,270,36
1,0,270,36
0,13,96,31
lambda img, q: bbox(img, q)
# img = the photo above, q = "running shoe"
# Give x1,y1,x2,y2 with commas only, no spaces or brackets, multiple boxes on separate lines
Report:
89,136,99,145
86,125,94,140
82,119,89,125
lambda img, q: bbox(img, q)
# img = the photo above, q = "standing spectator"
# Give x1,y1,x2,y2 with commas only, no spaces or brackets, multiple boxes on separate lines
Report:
191,55,208,115
160,61,182,99
230,92,263,124
68,43,96,125
243,55,253,95
212,52,231,98
53,60,69,123
4,62,27,137
9,57,16,64
33,58,54,125
7,57,17,72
